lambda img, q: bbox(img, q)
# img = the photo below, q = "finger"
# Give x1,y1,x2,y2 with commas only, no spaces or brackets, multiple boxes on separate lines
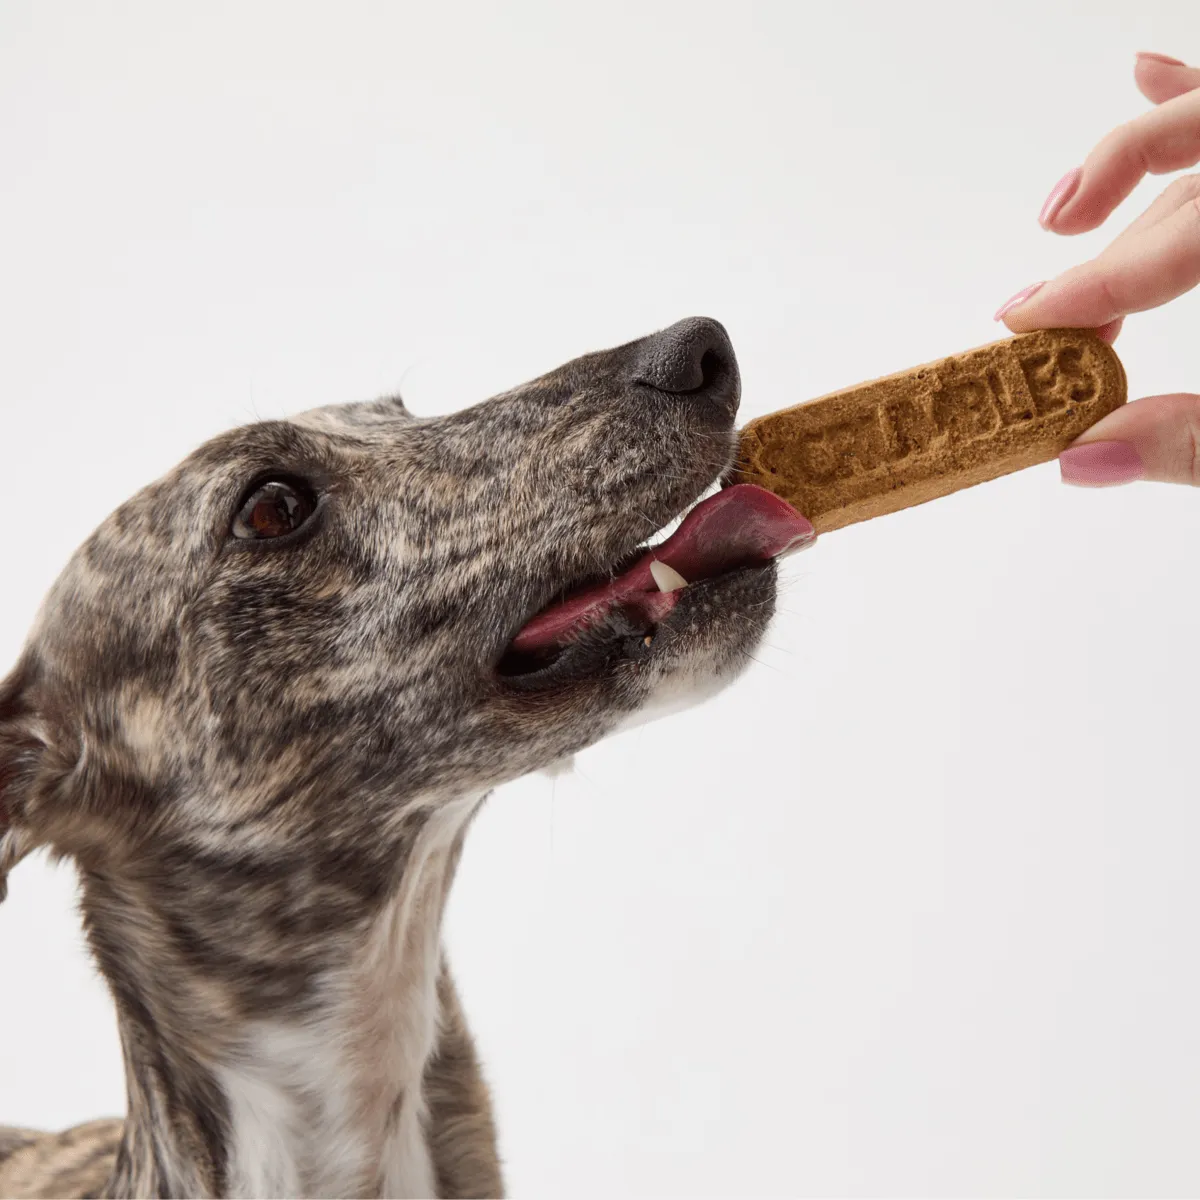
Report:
1108,173,1200,251
1135,53,1200,106
1058,393,1200,487
1040,87,1200,234
1039,57,1200,232
1001,192,1200,328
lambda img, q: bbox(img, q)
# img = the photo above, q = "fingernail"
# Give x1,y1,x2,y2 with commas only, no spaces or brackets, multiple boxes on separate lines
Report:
994,282,1045,322
1136,51,1186,67
1039,166,1082,228
1059,441,1145,487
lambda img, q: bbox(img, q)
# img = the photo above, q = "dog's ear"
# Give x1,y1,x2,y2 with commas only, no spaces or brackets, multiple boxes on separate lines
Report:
0,661,45,903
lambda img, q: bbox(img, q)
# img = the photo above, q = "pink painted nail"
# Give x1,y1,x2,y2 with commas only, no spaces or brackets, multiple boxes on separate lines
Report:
1136,51,1186,67
1059,441,1144,487
1039,167,1082,228
994,282,1045,322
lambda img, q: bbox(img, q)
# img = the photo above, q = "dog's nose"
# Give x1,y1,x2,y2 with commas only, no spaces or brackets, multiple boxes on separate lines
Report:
633,317,738,395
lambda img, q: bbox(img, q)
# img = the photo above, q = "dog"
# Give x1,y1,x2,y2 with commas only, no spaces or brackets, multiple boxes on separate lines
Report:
0,317,814,1198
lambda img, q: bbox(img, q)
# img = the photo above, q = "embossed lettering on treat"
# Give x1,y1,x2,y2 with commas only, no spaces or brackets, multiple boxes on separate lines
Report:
882,392,939,459
1020,344,1099,415
931,374,1003,442
794,412,890,483
731,330,1126,534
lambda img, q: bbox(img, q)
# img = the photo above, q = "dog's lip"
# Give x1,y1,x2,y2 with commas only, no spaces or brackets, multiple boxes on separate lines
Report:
508,484,815,657
496,562,773,690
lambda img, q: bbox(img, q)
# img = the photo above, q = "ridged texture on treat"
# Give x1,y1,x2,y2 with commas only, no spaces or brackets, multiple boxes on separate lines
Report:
730,329,1127,533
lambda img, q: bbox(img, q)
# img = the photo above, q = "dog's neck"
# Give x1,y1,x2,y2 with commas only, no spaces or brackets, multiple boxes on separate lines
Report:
80,792,482,1199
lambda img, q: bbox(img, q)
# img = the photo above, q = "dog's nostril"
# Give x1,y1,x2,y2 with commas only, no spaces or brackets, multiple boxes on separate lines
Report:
633,316,738,396
698,349,723,392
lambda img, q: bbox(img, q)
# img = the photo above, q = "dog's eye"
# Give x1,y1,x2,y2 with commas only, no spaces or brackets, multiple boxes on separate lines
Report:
232,480,317,540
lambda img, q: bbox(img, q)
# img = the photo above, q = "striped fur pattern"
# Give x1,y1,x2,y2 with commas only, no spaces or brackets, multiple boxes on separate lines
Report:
0,318,777,1198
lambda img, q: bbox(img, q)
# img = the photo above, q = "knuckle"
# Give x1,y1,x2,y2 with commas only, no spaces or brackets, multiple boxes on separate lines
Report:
1178,397,1200,487
1111,128,1151,179
1164,173,1200,206
1093,272,1122,318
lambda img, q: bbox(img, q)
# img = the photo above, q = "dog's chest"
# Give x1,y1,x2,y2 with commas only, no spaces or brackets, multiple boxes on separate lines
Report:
218,921,443,1198
219,800,475,1198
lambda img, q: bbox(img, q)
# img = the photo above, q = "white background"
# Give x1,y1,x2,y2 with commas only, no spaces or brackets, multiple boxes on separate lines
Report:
1,2,1198,1196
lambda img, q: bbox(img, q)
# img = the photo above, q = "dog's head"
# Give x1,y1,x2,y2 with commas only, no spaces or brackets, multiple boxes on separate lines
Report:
0,318,812,912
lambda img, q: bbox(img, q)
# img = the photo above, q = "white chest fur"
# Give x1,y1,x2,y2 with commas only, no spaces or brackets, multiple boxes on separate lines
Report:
218,795,479,1199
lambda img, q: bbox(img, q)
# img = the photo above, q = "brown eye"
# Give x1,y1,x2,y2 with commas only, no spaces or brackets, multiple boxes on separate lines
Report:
232,480,317,540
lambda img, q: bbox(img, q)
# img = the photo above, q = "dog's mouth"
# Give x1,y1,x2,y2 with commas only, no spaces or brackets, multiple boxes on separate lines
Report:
496,484,815,685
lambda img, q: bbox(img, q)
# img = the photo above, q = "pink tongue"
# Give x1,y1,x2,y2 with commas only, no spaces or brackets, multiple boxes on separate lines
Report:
511,484,815,654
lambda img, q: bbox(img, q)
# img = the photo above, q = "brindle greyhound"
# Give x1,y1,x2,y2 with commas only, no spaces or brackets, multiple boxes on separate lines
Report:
0,318,814,1199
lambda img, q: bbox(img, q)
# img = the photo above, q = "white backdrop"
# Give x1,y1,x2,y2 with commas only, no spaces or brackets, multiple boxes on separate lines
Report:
2,2,1198,1196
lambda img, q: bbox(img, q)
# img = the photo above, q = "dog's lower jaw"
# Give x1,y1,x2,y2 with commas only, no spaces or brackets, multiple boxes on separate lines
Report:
83,790,501,1200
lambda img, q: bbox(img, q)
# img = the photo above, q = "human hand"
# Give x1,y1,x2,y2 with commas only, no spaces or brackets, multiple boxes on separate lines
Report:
995,51,1200,487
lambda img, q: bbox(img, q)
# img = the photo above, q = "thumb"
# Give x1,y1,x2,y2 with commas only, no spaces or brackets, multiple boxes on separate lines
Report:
1059,393,1200,487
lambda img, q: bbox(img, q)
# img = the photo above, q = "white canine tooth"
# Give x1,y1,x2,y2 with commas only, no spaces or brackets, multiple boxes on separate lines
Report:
650,560,688,593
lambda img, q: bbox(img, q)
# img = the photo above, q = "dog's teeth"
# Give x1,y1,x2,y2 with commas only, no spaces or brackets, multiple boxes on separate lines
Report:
649,560,688,592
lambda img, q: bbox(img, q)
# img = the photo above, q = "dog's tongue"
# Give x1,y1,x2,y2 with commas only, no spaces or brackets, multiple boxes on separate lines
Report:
511,484,814,654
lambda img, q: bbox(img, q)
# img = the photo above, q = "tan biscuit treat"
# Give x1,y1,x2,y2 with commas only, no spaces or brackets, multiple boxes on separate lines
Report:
730,329,1127,533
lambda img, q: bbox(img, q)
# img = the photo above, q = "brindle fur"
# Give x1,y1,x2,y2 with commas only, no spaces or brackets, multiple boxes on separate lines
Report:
0,318,778,1198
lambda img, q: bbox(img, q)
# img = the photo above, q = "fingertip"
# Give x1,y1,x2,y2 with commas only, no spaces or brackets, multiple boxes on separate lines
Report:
1039,173,1112,237
1066,393,1200,488
998,308,1037,335
994,282,1046,324
1136,50,1187,68
1043,207,1106,236
1094,317,1124,344
1059,440,1145,487
1038,167,1083,230
1041,180,1116,236
1134,52,1200,103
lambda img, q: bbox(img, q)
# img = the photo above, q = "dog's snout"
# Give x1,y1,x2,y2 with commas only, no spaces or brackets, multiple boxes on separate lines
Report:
633,317,738,397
